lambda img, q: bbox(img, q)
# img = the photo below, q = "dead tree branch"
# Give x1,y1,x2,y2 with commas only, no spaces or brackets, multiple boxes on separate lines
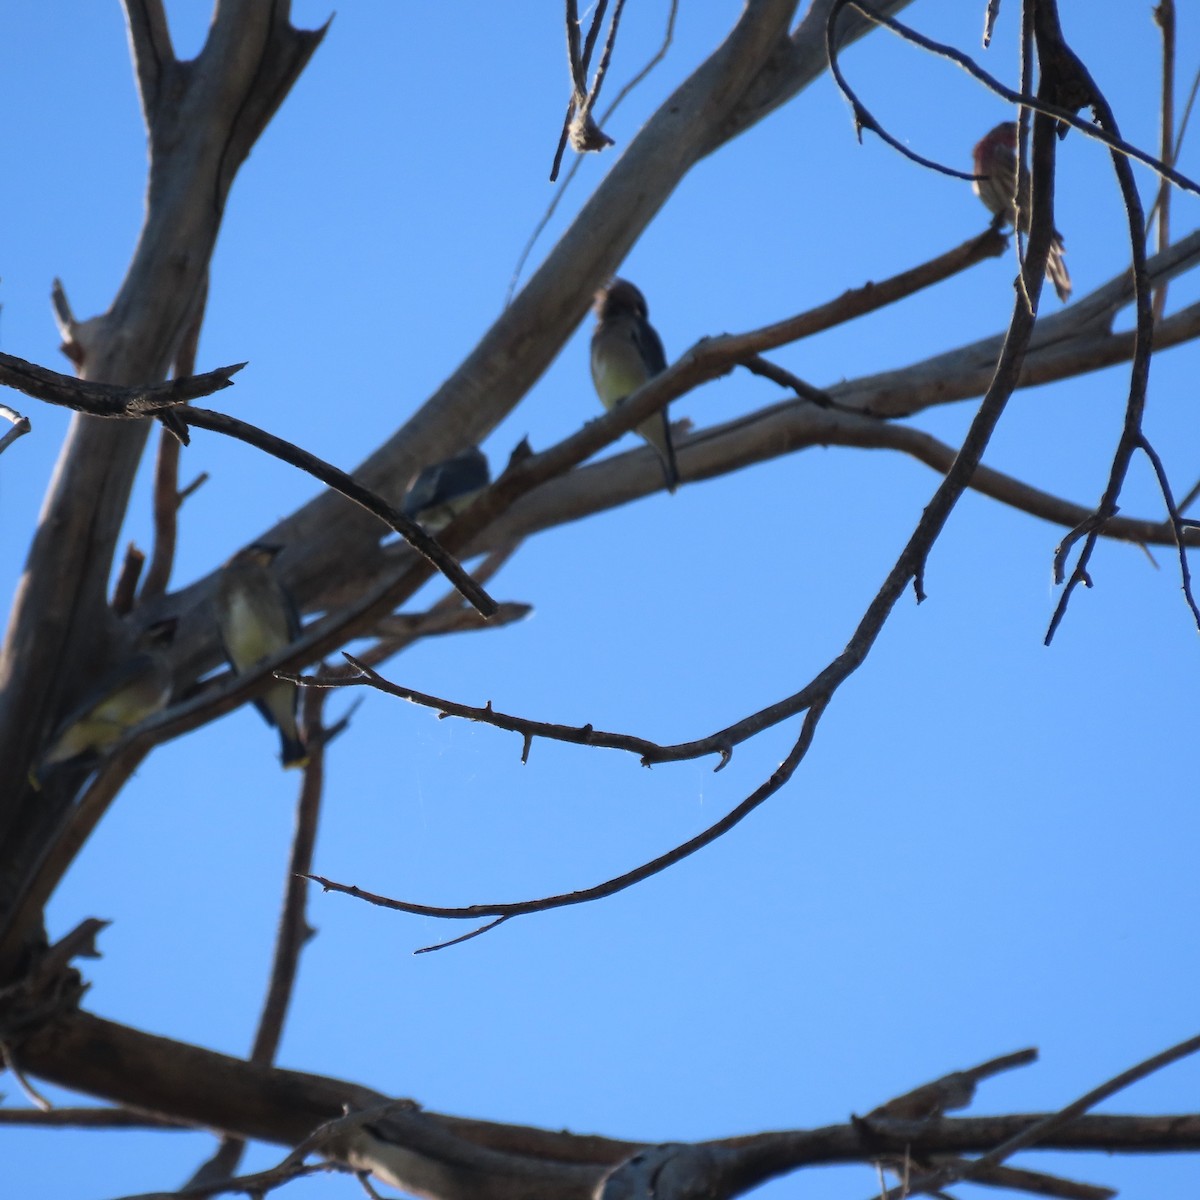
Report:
9,1010,1200,1200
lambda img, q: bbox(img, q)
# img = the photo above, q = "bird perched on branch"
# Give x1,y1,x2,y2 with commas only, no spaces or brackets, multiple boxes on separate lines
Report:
972,121,1072,303
33,617,178,785
590,278,680,493
402,445,490,533
215,543,308,769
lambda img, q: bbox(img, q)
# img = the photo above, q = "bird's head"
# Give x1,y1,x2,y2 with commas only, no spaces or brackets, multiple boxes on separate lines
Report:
228,542,285,570
593,278,649,323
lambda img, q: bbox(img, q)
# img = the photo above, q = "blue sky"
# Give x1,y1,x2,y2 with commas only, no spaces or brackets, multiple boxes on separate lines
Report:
3,3,1200,1198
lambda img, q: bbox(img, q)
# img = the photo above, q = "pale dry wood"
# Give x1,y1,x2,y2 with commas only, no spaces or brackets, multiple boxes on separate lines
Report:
0,3,327,951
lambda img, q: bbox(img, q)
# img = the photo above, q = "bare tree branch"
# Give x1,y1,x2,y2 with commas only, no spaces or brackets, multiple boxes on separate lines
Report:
0,403,31,456
510,0,678,303
0,353,242,425
0,1106,185,1130
304,702,826,949
1045,56,1156,643
141,275,209,600
1151,1,1176,322
11,1009,1200,1200
877,1030,1200,1200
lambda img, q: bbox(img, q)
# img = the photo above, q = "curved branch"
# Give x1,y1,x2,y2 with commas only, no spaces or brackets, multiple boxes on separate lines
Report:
1045,60,1156,643
306,703,827,949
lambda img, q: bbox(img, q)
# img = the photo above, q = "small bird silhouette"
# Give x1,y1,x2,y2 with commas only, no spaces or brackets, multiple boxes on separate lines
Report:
33,617,178,786
215,543,307,769
590,278,679,493
973,122,1071,302
402,445,490,533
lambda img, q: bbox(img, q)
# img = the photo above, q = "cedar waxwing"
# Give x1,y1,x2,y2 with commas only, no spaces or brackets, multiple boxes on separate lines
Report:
590,278,680,493
33,617,178,783
401,445,490,533
973,122,1072,303
214,543,308,769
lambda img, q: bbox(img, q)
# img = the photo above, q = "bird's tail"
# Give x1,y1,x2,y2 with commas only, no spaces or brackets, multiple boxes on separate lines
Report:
660,431,680,495
279,729,310,771
254,688,308,770
1047,234,1071,303
638,413,680,495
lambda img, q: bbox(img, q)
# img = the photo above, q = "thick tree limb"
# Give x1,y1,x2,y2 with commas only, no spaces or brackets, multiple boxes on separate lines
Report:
0,5,329,957
11,1010,1200,1200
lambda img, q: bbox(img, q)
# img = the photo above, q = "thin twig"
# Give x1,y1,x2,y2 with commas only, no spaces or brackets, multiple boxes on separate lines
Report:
1151,2,1175,323
0,1106,186,1129
113,1158,343,1200
982,0,1001,49
177,471,208,502
883,1030,1200,1200
739,355,859,411
1144,62,1200,238
141,274,208,601
552,0,614,179
826,2,980,181
510,0,676,303
581,0,625,118
1136,433,1200,629
1046,74,1155,643
1176,475,1200,514
560,0,622,169
0,1041,53,1111
355,543,526,671
415,916,511,954
294,653,694,765
109,544,145,616
0,402,31,455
